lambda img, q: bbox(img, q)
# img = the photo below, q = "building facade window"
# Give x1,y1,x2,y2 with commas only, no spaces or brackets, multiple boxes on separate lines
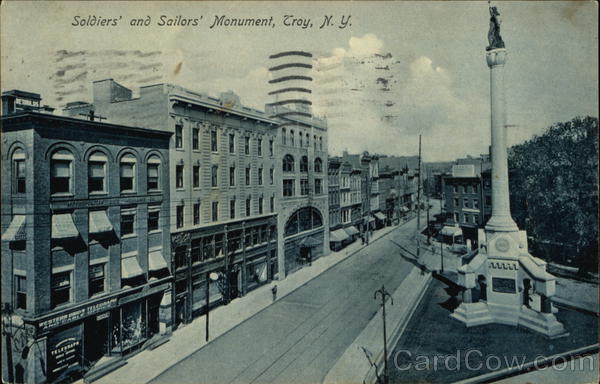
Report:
148,206,160,231
176,164,184,189
230,199,236,219
88,152,107,193
176,124,183,149
299,132,303,147
463,198,469,208
212,202,219,221
269,168,274,184
89,264,105,296
270,196,274,212
258,197,263,214
193,203,200,225
314,158,323,173
51,271,71,308
121,207,136,235
211,130,218,152
473,199,479,209
120,154,136,192
192,127,199,150
258,167,263,185
230,166,236,186
193,165,200,188
245,136,250,155
258,138,263,156
300,179,309,195
269,139,274,157
12,149,26,194
14,275,26,310
454,212,459,222
319,137,323,151
282,129,287,145
283,179,295,197
315,179,322,194
211,165,218,187
306,133,310,148
290,130,295,146
229,133,235,153
453,185,458,193
147,156,161,191
245,198,251,216
245,167,251,185
51,150,73,194
485,195,492,206
283,154,294,172
177,205,184,228
300,156,309,172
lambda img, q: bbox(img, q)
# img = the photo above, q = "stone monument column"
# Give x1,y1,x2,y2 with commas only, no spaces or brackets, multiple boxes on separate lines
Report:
485,48,518,233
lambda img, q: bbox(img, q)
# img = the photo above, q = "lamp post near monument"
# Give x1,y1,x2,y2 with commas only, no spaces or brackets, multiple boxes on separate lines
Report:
450,3,568,338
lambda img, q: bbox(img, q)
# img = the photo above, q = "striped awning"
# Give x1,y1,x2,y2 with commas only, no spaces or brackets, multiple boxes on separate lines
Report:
2,215,26,242
330,228,350,243
89,210,113,234
52,213,79,240
121,253,144,279
148,249,168,271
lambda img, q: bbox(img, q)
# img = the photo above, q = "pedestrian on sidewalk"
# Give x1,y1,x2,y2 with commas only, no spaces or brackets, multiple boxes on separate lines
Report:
272,284,278,302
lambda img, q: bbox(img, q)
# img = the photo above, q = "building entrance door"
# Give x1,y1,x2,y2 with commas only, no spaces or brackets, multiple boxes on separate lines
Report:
84,315,109,364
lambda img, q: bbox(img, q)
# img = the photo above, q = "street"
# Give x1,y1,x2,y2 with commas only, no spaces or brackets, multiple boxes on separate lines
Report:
150,214,430,384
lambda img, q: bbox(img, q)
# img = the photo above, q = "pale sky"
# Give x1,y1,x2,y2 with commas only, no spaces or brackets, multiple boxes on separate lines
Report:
1,1,598,161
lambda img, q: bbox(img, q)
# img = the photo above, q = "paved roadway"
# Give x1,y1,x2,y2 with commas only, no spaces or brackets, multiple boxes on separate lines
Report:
150,213,430,384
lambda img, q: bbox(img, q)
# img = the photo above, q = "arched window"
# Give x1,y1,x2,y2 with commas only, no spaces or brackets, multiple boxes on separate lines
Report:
88,151,108,193
300,156,309,172
120,154,137,192
282,128,287,145
147,155,161,191
290,130,295,146
284,207,324,237
51,149,74,194
12,149,26,194
314,157,323,173
314,135,317,150
319,136,323,151
305,133,310,148
283,154,295,172
299,131,303,147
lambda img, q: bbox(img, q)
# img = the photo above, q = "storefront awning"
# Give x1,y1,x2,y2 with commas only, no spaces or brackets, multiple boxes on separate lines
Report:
440,226,462,237
52,213,80,240
2,215,26,242
344,226,359,236
121,254,144,279
400,206,409,212
368,216,376,223
375,212,387,221
330,229,350,243
89,210,113,234
148,249,168,271
299,236,320,248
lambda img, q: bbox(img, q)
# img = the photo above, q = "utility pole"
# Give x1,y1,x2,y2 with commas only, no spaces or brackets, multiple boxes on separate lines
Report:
440,240,444,273
374,285,393,384
416,135,422,259
426,166,431,244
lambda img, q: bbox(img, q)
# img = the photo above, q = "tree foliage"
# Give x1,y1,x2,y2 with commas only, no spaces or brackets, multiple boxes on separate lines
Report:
508,116,598,271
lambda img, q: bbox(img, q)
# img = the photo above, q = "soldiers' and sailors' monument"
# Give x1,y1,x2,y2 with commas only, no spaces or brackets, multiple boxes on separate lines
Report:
451,4,568,338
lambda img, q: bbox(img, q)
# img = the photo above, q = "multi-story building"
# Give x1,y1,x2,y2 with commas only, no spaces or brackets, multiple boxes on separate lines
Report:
266,103,329,276
378,168,400,224
328,158,341,230
1,93,172,384
442,164,487,245
65,80,279,326
337,161,362,242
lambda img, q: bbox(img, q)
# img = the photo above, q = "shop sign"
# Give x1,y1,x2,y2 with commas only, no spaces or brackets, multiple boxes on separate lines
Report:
39,298,118,331
47,326,82,382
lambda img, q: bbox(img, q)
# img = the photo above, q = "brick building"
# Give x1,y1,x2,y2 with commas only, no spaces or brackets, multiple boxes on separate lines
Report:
1,95,172,384
65,80,280,326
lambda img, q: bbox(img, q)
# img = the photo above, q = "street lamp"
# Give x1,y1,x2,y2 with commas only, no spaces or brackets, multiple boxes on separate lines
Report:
374,285,393,384
205,272,221,342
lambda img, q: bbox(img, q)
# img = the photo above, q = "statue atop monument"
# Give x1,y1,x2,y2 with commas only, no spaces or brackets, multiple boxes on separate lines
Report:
487,6,505,51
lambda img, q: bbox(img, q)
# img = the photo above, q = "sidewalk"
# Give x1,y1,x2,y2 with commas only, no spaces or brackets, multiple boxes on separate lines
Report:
88,220,408,384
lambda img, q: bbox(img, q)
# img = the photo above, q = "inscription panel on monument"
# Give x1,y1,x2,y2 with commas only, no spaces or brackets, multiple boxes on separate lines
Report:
492,277,516,293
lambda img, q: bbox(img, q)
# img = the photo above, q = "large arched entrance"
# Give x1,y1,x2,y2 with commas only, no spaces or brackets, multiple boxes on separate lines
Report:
283,207,325,274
